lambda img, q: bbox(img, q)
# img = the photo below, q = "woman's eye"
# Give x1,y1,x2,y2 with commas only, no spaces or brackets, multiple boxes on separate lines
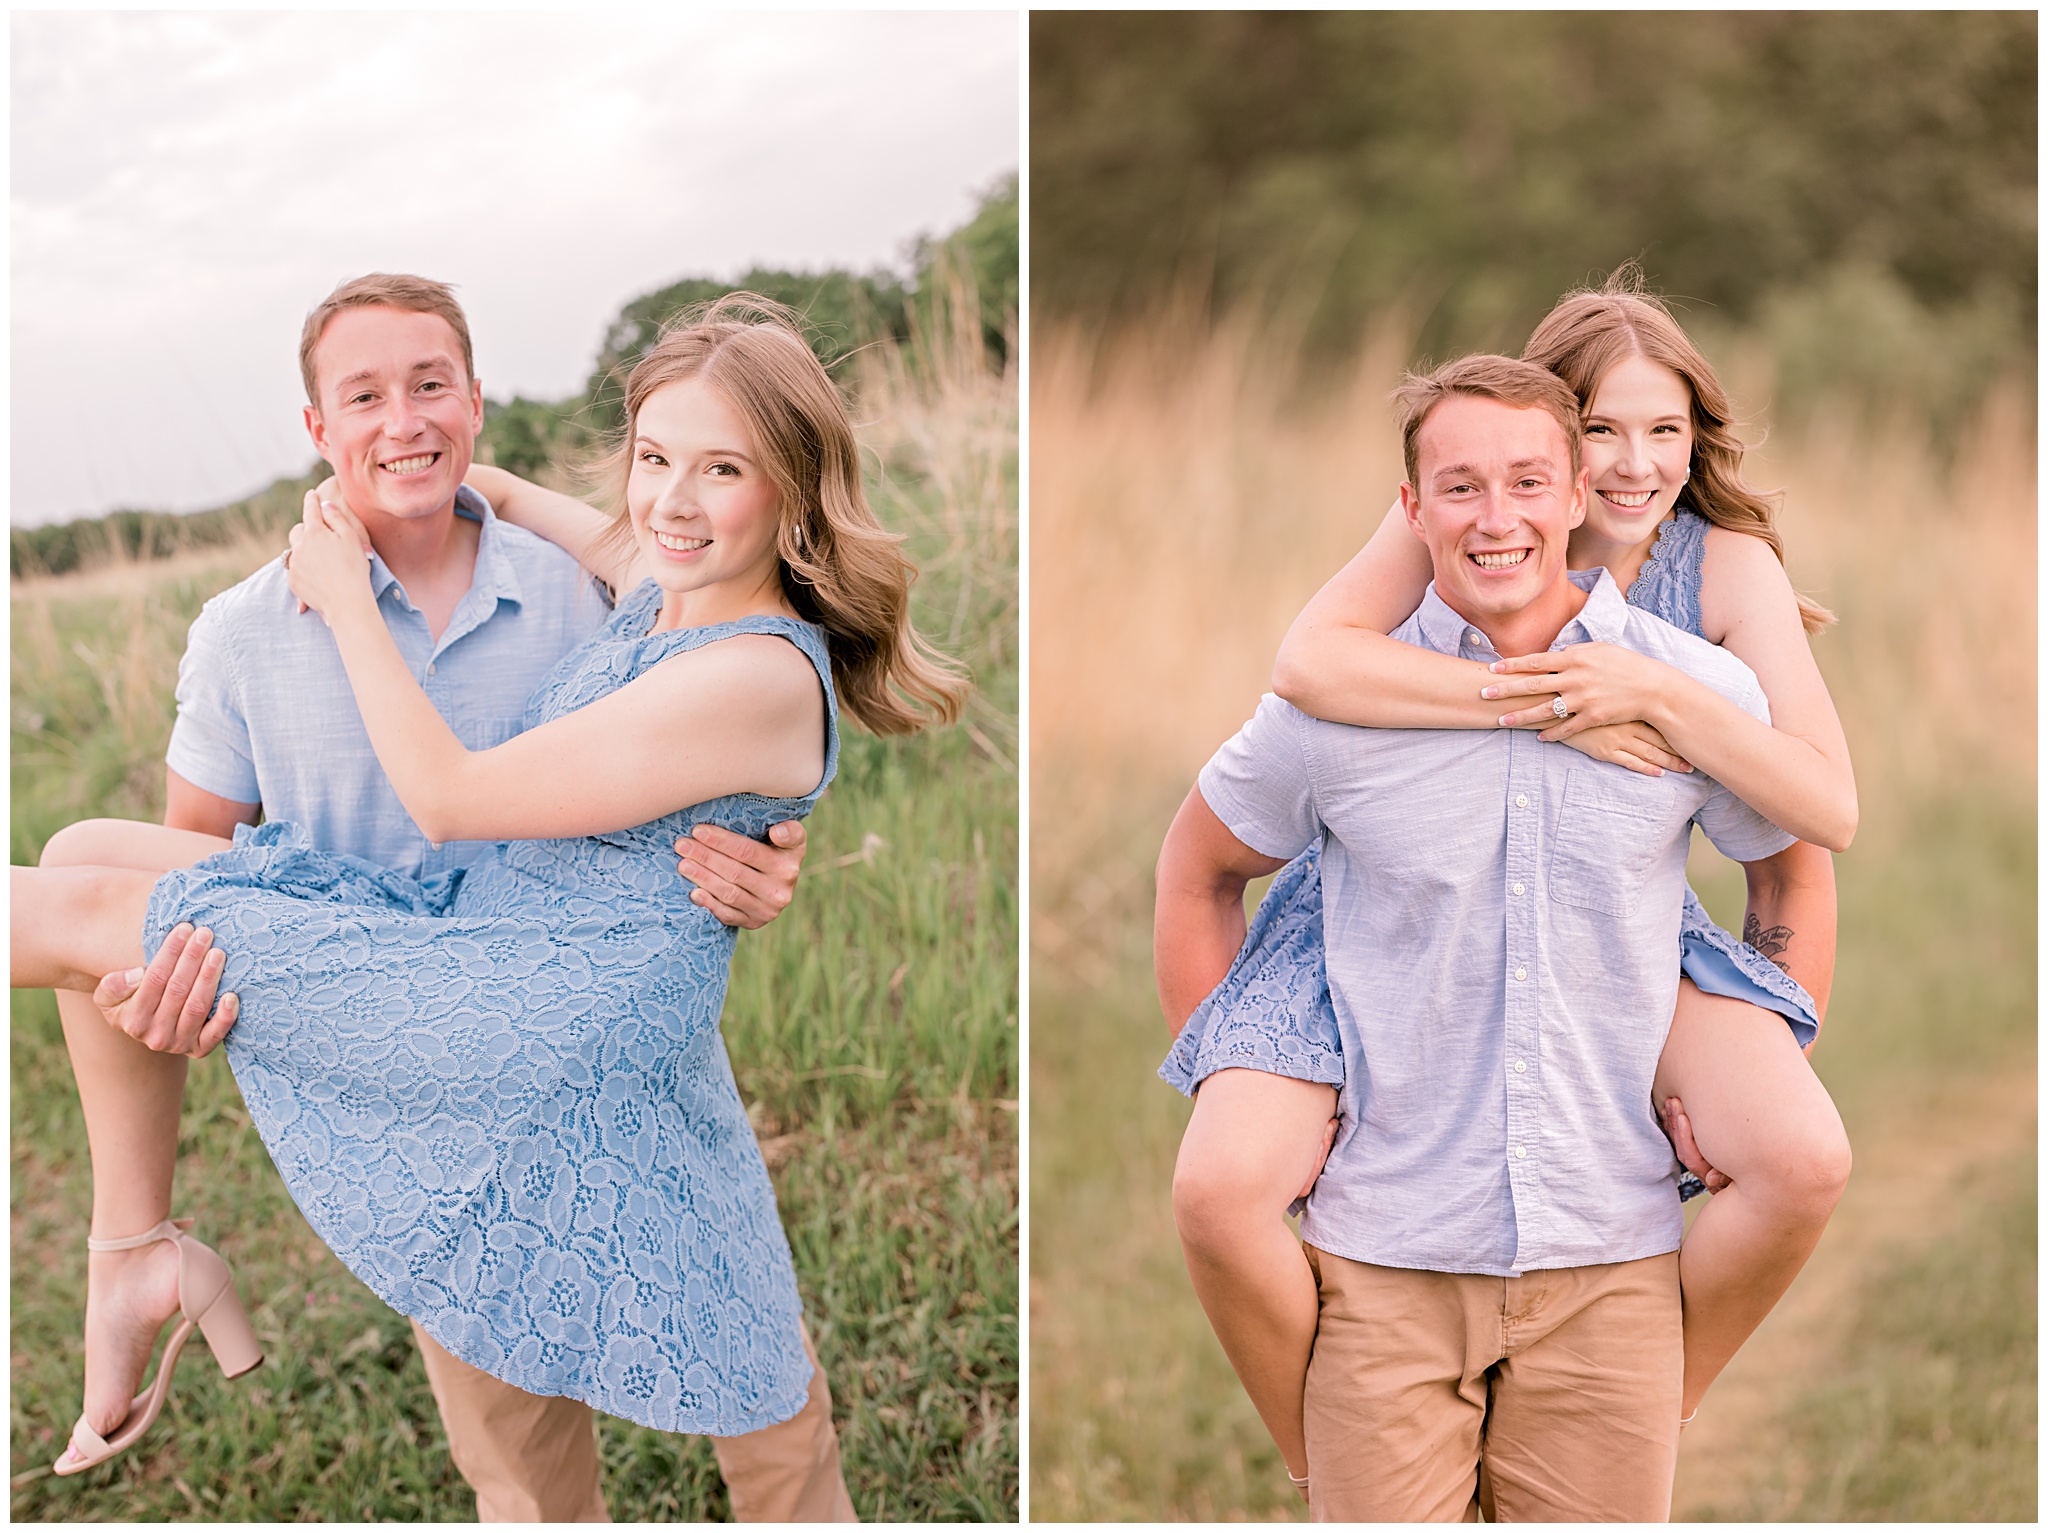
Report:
639,452,668,467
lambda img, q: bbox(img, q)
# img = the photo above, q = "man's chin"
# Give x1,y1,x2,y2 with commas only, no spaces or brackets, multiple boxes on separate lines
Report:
355,475,462,523
1444,578,1541,624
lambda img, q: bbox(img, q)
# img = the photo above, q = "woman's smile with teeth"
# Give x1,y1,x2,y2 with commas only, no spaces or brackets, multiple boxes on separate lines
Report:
1470,549,1529,569
655,531,711,553
1600,488,1656,508
380,453,439,476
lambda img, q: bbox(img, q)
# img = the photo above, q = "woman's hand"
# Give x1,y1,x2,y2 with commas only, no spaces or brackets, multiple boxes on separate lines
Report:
1560,721,1693,778
286,490,377,625
1483,641,1681,739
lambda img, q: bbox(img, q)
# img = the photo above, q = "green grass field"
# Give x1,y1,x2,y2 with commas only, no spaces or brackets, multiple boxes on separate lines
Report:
9,327,1018,1520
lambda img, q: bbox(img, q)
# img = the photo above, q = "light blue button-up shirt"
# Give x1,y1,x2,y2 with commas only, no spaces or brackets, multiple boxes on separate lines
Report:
1198,568,1794,1276
166,486,612,881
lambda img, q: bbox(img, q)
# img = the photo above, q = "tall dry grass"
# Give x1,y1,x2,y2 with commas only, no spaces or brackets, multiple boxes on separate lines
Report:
1028,315,2035,1519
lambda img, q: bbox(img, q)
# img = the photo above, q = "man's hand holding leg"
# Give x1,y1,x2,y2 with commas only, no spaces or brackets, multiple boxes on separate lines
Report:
93,923,239,1059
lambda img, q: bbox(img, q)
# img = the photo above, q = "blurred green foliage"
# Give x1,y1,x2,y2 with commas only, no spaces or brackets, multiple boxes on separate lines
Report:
13,176,1019,579
1030,12,2034,401
579,173,1019,437
9,472,322,582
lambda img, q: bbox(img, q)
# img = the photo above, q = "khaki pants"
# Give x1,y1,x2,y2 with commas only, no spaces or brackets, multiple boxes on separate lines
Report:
413,1320,857,1522
1302,1246,1682,1522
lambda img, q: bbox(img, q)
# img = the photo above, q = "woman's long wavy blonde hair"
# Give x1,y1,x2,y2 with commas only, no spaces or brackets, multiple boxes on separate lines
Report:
1522,264,1835,632
597,294,968,734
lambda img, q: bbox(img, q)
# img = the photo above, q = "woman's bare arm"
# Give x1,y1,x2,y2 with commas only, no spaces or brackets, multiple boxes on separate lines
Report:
1489,530,1857,849
1273,501,1691,774
1271,501,1520,728
290,500,824,846
464,463,646,595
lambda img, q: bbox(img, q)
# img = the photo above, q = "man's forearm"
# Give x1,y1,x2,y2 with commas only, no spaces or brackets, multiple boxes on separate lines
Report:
1154,786,1286,1034
1154,877,1253,1036
1741,839,1838,1032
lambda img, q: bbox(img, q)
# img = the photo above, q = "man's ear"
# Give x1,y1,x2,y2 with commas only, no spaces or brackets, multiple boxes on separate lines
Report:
1399,482,1427,541
303,404,334,465
1566,466,1589,530
467,377,485,439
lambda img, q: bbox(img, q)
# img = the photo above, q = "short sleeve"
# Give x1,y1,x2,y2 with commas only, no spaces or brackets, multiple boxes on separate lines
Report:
1694,785,1796,865
164,598,260,804
1195,694,1321,862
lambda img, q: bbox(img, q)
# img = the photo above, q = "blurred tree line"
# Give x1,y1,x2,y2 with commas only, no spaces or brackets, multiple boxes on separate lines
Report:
485,171,1018,476
1031,12,2033,417
14,174,1017,577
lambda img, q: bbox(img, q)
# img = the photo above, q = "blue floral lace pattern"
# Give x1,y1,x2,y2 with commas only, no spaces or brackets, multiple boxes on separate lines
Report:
145,583,837,1436
1624,507,1708,641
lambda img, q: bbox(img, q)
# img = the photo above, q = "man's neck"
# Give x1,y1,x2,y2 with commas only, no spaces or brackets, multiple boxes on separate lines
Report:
359,501,482,642
1443,571,1591,658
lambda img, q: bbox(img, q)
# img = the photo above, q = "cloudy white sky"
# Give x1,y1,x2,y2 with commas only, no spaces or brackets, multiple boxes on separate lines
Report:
11,11,1019,526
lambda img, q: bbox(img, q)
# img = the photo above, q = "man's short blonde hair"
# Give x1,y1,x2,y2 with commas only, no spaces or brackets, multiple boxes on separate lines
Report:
299,273,473,404
1394,354,1582,485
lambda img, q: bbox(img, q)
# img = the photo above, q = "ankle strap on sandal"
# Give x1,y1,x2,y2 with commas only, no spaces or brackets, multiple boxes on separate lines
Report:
86,1219,186,1252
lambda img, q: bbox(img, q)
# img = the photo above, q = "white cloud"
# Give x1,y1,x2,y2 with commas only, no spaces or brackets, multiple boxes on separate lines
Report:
11,11,1019,525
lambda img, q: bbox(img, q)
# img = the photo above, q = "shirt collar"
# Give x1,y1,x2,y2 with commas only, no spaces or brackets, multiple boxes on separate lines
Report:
365,482,526,615
1410,564,1628,657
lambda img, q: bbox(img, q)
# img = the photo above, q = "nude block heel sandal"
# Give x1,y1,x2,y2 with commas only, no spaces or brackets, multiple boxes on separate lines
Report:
53,1219,264,1476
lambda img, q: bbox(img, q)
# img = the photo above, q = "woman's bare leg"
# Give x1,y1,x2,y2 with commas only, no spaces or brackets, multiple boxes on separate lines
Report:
1654,980,1852,1419
1172,1069,1339,1487
21,819,233,1453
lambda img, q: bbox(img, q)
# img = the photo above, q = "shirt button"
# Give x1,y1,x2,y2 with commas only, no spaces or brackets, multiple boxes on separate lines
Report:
1469,631,1484,646
1514,1059,1527,1074
427,662,437,676
1515,794,1529,808
1512,882,1525,896
1514,966,1527,981
1514,1145,1528,1160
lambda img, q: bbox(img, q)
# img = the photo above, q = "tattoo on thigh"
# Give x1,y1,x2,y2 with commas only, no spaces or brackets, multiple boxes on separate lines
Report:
1743,914,1794,971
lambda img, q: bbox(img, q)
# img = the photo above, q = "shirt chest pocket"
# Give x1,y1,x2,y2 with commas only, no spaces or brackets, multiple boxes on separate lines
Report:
1548,763,1682,918
456,715,526,753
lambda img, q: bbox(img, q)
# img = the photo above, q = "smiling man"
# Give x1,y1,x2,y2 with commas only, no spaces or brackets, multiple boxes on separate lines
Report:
1154,355,1797,1520
68,274,851,1521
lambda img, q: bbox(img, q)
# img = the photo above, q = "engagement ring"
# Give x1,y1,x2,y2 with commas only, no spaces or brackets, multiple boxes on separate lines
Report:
1551,695,1571,720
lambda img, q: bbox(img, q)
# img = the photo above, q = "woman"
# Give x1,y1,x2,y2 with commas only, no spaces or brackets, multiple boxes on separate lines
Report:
1161,268,1855,1494
14,296,967,1473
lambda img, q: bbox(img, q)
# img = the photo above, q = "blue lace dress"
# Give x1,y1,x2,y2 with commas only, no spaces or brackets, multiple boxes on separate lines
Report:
1160,509,1820,1199
144,583,835,1435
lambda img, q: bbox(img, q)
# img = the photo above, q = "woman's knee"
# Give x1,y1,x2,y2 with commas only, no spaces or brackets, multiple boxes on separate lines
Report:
39,819,129,869
1743,1107,1852,1223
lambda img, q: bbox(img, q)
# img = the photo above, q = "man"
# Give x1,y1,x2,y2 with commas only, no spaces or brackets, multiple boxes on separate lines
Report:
78,273,854,1521
1153,355,1797,1520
